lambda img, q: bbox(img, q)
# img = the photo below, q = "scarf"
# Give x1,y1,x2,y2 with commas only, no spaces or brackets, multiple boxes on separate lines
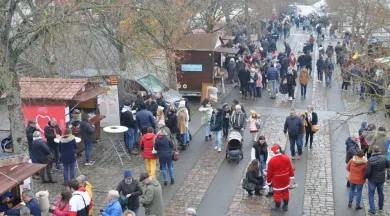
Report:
307,112,312,122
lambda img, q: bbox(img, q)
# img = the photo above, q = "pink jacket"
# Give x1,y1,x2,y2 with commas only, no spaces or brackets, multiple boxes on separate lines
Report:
247,116,259,131
256,72,263,87
53,198,70,216
289,53,296,67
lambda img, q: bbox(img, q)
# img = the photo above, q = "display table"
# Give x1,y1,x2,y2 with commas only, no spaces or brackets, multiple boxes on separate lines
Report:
54,137,82,174
103,126,131,165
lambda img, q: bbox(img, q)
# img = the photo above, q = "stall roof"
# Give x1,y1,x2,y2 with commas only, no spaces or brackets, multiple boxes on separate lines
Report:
215,47,240,54
0,163,46,194
73,87,107,102
177,33,221,51
20,77,88,100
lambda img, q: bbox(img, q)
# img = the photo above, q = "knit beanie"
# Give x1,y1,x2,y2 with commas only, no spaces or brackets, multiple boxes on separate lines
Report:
124,170,132,179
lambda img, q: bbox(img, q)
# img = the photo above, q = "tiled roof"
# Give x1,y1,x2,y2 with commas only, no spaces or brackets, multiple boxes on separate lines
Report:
19,77,88,100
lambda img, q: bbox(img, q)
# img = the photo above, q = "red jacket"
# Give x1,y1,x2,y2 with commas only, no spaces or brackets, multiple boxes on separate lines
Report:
346,156,368,185
266,153,295,190
53,198,70,216
141,133,157,159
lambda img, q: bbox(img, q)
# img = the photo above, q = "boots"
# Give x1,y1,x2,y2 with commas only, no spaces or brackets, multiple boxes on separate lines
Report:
283,200,289,211
271,202,282,212
209,135,212,140
205,136,209,141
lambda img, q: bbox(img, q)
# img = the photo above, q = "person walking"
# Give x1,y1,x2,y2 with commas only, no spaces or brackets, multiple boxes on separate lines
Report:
267,144,295,212
286,67,296,101
316,55,325,82
222,103,231,140
284,109,304,160
238,65,250,100
230,105,247,137
199,98,213,141
366,145,390,215
251,136,268,182
256,68,263,98
324,58,334,88
116,170,143,215
247,110,260,142
139,173,165,216
120,100,138,155
305,105,318,149
80,114,96,166
154,130,175,185
210,108,223,152
309,35,315,52
59,129,77,185
32,131,57,183
177,102,189,148
140,127,157,178
345,133,361,187
326,43,334,59
299,66,310,99
267,63,279,99
227,58,236,81
346,150,367,210
245,159,264,196
44,118,62,170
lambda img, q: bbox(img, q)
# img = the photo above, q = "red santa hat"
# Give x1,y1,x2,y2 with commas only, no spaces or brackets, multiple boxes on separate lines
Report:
271,144,281,154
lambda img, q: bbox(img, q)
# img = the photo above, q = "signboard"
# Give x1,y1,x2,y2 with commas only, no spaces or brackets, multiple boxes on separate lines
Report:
181,64,203,72
22,105,66,139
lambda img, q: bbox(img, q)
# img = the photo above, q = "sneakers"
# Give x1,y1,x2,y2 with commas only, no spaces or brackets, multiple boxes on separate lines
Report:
171,178,175,185
209,135,213,140
291,156,296,160
296,155,301,160
85,161,95,166
214,146,218,150
348,201,352,208
218,148,221,152
205,136,209,141
355,206,363,210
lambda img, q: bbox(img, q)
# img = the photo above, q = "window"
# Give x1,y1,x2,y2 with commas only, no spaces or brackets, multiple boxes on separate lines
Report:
137,75,166,93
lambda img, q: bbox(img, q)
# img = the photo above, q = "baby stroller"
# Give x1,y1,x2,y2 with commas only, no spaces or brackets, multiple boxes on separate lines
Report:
226,130,243,163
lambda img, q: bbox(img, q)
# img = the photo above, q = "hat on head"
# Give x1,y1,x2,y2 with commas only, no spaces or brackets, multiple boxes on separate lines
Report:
64,129,72,136
271,144,281,154
124,169,132,179
28,119,36,124
139,173,149,182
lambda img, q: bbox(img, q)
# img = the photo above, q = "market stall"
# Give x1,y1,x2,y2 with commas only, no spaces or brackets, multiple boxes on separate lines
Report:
19,77,106,153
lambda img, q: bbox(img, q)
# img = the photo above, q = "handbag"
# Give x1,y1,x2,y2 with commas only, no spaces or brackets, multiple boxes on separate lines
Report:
242,178,256,191
152,137,158,156
171,139,179,161
311,124,319,132
119,194,128,205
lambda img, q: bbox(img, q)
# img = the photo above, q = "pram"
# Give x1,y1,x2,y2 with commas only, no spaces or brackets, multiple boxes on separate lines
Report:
226,130,243,163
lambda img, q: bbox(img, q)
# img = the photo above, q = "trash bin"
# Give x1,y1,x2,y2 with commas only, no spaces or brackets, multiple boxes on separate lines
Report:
35,191,50,213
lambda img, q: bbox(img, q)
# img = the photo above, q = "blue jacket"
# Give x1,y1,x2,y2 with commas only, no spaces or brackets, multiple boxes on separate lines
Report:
60,136,77,163
102,200,122,216
0,191,12,212
385,138,390,156
5,198,41,216
155,135,174,164
136,109,157,132
345,137,359,163
267,67,279,81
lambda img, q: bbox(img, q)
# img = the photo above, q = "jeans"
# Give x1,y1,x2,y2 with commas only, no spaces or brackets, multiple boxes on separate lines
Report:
63,162,75,183
248,83,256,97
132,208,139,216
326,73,332,85
145,159,157,178
214,130,222,148
360,86,366,99
289,135,302,156
368,97,376,113
368,181,384,213
270,80,278,98
161,160,174,181
259,155,266,177
301,84,307,97
297,134,304,153
124,128,136,151
349,183,363,206
85,140,94,162
204,124,211,137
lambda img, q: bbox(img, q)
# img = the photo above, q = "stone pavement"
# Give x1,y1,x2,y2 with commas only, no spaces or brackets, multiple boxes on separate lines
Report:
226,117,287,216
302,120,335,216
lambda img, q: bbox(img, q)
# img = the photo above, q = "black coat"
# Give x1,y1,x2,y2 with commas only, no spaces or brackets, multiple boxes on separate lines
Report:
79,120,95,142
253,143,268,162
26,126,39,152
44,122,62,146
210,111,223,131
365,153,390,184
32,138,52,162
120,110,136,129
238,70,250,85
246,170,263,190
146,101,158,116
59,136,77,164
155,135,174,164
283,115,304,137
297,55,306,67
116,179,143,210
345,137,360,163
304,54,312,66
166,110,178,134
316,59,325,71
305,112,318,133
269,42,277,52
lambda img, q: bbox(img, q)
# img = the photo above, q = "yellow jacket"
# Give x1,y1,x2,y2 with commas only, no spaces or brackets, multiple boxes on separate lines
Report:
85,181,93,216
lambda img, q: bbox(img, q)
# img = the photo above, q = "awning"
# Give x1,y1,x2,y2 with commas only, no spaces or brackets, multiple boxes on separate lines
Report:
0,163,46,194
215,47,240,54
73,87,106,102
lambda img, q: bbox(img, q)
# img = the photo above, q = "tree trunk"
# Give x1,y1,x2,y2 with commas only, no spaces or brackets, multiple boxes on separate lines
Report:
43,33,58,75
165,51,178,90
3,58,28,155
117,44,127,71
222,5,232,35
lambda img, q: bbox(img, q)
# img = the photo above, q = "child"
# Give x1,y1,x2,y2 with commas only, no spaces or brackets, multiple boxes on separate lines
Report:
248,110,261,142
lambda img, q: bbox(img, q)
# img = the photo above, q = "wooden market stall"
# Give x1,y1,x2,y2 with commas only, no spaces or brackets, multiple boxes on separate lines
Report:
19,77,106,153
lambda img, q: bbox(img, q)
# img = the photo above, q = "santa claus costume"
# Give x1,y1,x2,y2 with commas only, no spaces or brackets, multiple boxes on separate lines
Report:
266,144,295,212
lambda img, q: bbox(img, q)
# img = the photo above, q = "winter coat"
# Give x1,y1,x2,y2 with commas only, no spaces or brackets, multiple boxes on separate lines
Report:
248,71,258,84
52,198,70,216
26,126,39,152
156,98,168,112
5,198,41,216
59,136,77,164
227,61,236,73
267,67,279,81
136,109,157,132
165,110,178,134
247,116,260,132
154,135,174,164
210,111,223,132
283,115,304,137
139,178,165,216
261,40,269,53
222,108,231,128
299,68,310,85
236,61,245,73
230,111,247,130
44,122,62,146
289,53,296,66
246,169,263,189
345,137,360,163
140,133,157,159
304,112,318,133
177,109,188,134
335,45,342,54
316,59,324,71
238,70,250,84
346,156,368,185
116,179,143,210
362,130,376,146
365,153,390,184
369,131,388,153
102,200,122,216
297,55,306,67
269,42,277,52
256,72,263,87
199,106,213,125
79,120,95,142
251,142,268,162
326,45,334,58
120,110,136,129
146,101,158,116
32,138,52,162
303,53,312,66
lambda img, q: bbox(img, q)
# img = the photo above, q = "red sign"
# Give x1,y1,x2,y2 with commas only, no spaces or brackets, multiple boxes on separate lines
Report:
22,106,66,138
